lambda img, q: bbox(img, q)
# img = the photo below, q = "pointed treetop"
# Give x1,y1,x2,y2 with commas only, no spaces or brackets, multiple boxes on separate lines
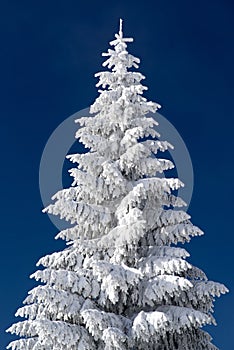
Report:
119,18,123,38
108,19,133,47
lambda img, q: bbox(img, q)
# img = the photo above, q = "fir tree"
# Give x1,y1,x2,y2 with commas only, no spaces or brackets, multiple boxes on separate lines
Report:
7,20,228,350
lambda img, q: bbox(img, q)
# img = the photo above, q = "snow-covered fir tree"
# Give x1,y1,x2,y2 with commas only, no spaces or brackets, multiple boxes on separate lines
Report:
7,20,228,350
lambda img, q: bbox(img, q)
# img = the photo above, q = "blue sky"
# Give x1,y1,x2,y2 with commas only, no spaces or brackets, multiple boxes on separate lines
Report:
1,0,233,348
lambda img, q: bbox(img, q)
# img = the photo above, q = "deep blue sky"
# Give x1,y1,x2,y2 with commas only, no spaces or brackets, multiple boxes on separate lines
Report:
1,0,233,349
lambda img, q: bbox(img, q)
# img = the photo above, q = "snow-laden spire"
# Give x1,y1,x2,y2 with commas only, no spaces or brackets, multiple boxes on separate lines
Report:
97,18,139,78
119,18,123,38
84,20,161,144
108,18,133,46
